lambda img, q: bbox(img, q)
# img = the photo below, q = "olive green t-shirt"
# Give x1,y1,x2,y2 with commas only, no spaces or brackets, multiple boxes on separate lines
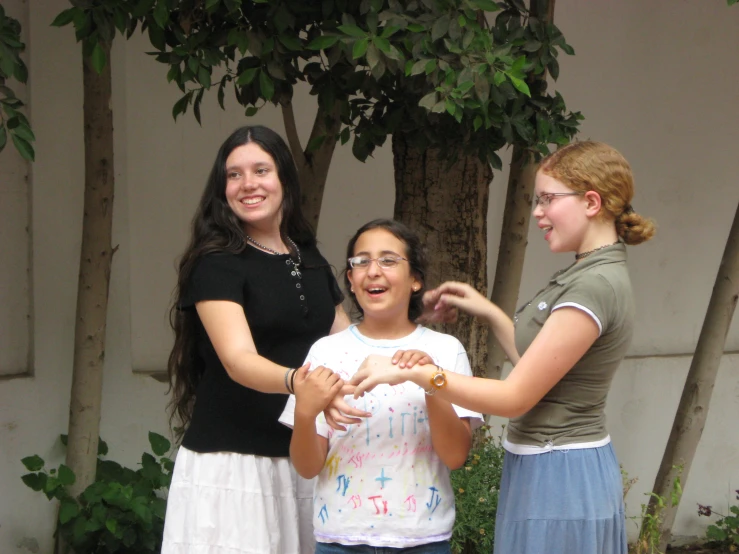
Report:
506,242,634,447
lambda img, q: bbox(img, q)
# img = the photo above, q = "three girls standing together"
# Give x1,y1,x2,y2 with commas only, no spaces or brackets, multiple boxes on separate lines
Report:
161,125,655,554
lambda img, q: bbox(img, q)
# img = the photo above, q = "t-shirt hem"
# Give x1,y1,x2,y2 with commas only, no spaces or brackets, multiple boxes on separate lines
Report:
315,530,452,547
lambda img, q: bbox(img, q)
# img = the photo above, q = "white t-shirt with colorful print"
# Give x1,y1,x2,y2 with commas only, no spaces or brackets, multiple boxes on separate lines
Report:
279,324,483,548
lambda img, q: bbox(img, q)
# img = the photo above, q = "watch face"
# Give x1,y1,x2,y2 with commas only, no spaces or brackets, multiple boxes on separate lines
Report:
432,372,446,388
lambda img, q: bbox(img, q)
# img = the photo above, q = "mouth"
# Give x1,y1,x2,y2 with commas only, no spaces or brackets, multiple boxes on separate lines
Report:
241,196,265,206
364,285,388,297
541,225,553,240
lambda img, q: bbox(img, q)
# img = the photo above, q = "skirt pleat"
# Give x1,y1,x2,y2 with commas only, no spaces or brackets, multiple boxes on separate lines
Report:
162,446,315,554
494,443,627,554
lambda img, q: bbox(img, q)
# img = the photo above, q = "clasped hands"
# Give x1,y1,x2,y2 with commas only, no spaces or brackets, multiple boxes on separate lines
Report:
293,350,433,431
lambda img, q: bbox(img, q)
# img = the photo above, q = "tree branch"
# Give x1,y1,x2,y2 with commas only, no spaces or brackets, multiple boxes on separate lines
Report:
280,98,305,172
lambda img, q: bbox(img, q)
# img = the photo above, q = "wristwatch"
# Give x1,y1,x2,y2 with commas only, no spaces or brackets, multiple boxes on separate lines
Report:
424,366,446,396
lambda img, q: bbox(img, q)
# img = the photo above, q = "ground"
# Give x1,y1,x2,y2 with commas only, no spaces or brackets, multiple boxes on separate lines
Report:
667,545,734,553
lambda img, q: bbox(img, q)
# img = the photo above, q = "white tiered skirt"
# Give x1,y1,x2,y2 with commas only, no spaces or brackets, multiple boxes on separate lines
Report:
162,446,315,554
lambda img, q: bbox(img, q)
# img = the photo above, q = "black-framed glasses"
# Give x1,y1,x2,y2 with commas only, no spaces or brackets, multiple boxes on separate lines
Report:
534,192,583,208
347,256,408,270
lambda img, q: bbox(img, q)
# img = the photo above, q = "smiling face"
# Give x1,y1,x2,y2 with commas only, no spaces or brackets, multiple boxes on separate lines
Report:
347,228,422,325
533,171,591,254
224,142,284,233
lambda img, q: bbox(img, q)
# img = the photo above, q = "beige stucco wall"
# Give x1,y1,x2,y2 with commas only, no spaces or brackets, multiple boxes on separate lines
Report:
1,0,738,552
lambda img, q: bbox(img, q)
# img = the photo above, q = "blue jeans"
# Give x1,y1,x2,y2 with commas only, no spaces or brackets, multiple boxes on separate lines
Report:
315,541,451,554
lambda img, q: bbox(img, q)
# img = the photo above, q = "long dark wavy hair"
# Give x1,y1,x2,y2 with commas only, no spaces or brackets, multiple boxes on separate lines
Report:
167,125,315,440
344,219,427,322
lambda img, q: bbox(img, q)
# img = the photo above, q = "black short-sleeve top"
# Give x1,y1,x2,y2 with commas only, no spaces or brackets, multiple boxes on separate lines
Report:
179,243,344,457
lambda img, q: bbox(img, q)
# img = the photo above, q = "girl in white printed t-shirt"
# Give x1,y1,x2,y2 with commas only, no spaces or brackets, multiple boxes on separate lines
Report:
279,219,483,554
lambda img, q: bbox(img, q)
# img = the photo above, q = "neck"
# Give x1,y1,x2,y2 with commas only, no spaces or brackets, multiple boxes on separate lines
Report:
244,225,287,254
576,223,618,260
357,316,417,340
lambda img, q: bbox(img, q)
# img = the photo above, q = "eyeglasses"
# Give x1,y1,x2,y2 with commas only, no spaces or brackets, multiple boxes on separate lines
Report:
534,192,583,208
347,256,408,269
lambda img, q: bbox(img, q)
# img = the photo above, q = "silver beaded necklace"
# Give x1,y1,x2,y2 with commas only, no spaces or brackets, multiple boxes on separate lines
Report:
245,235,302,277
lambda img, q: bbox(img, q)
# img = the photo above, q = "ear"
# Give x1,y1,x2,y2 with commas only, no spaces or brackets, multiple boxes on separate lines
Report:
412,275,422,292
583,190,602,218
347,269,356,293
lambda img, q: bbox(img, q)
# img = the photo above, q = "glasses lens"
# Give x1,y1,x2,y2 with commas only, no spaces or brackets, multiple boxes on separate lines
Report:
378,257,398,268
350,257,369,268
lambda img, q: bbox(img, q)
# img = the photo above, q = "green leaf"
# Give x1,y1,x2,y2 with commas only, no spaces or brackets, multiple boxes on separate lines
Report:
547,57,559,80
205,0,220,9
236,67,259,86
57,464,76,486
51,8,78,27
353,38,369,59
149,432,171,457
90,42,106,74
59,497,80,524
431,15,449,42
418,91,438,110
366,43,381,70
259,71,274,101
559,42,575,55
106,518,117,534
21,455,44,471
507,74,530,96
409,59,428,76
198,66,211,88
340,127,351,145
523,40,542,52
153,0,169,29
278,34,302,52
21,472,47,491
0,125,6,150
307,134,326,153
245,106,258,117
493,71,506,86
338,24,366,38
307,35,339,50
171,93,190,121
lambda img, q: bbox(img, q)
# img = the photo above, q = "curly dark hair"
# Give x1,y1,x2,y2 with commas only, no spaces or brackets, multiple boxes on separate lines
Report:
344,219,427,322
167,125,315,440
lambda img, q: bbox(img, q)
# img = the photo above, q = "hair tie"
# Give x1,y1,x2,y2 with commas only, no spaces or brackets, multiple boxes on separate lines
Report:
623,204,634,214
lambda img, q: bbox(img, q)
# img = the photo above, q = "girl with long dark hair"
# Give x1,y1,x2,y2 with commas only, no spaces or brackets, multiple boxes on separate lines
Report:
161,125,352,554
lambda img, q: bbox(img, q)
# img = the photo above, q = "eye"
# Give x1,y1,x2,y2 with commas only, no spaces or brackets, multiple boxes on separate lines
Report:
378,257,399,268
255,167,269,175
227,171,241,179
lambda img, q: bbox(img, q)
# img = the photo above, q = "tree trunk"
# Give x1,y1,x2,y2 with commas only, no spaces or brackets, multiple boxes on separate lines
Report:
485,0,556,379
648,200,739,552
65,42,116,500
280,100,341,230
392,133,492,376
486,149,536,378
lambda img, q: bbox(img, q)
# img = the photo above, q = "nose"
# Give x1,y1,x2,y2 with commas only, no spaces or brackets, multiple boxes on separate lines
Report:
532,201,544,218
367,258,383,276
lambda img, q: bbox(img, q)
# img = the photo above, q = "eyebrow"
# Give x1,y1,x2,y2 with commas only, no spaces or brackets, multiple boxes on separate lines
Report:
353,250,402,257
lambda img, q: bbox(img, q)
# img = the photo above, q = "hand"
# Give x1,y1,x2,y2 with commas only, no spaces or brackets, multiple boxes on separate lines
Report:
324,389,372,432
294,365,344,420
418,288,458,324
391,349,433,368
430,281,494,320
349,354,415,398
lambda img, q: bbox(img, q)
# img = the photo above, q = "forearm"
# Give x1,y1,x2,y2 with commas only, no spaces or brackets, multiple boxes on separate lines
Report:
425,396,471,469
484,303,520,364
222,350,292,394
289,414,328,479
410,367,528,418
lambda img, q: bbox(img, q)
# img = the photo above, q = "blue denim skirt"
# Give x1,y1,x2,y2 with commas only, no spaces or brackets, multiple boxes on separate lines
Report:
494,443,627,554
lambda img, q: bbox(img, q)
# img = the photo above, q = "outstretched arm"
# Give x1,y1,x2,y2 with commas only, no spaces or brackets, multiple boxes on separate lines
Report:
351,308,599,418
